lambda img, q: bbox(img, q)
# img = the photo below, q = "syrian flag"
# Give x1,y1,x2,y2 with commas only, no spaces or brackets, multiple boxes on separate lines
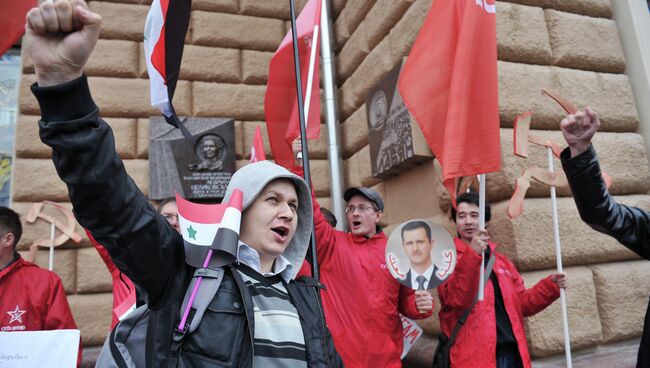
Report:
250,126,267,162
144,0,193,141
264,0,322,169
176,190,243,268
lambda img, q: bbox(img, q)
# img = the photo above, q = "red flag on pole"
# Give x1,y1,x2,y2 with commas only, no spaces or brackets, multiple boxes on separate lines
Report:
398,0,500,201
264,0,322,169
0,0,36,56
250,126,267,162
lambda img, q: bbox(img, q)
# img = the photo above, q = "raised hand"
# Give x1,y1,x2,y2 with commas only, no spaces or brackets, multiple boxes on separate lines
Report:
25,0,102,87
470,229,489,256
560,107,601,158
550,272,568,289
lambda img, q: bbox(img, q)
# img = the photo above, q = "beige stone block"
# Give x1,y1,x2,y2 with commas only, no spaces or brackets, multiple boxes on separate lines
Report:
105,118,137,159
19,74,39,116
88,77,192,118
337,22,370,82
489,197,643,271
193,82,265,120
380,163,440,226
507,0,612,19
331,0,346,16
496,2,552,65
333,0,377,49
523,266,603,357
590,260,650,342
315,197,333,216
546,10,625,73
242,50,274,84
27,249,78,294
344,145,381,189
239,0,307,19
299,159,331,197
15,115,50,159
86,39,139,78
387,0,431,64
124,159,150,197
89,2,148,41
498,61,638,132
68,293,113,346
191,11,284,51
494,130,650,203
12,201,89,252
339,38,399,121
12,159,69,202
341,104,369,158
240,121,274,159
233,120,244,159
76,247,113,294
192,0,238,13
136,118,149,159
178,45,240,83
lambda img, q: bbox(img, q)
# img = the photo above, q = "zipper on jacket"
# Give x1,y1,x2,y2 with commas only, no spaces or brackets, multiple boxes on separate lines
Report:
232,268,255,366
310,282,332,367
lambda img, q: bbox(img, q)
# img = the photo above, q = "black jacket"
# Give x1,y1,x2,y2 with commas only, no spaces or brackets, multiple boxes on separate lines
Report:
561,145,650,367
33,76,342,368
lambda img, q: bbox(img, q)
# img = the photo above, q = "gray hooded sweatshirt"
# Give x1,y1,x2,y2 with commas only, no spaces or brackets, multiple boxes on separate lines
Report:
223,160,313,280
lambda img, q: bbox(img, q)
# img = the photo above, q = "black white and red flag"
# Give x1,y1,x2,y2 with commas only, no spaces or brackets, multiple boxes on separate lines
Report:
144,0,193,140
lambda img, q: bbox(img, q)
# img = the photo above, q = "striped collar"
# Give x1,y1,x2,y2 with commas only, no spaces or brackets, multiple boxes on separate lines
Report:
237,241,294,283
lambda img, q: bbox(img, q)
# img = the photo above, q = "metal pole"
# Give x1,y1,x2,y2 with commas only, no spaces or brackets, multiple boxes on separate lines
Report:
478,174,486,301
289,0,319,281
320,0,346,230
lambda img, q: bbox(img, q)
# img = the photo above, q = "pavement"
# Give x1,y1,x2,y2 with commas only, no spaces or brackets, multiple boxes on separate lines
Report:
532,338,639,368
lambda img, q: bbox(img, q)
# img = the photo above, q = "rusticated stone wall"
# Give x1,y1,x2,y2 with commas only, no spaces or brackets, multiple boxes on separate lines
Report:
12,0,649,365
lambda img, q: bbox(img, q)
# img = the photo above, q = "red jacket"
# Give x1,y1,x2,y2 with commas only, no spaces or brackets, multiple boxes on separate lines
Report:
438,239,560,368
86,230,136,328
302,191,432,368
0,254,81,365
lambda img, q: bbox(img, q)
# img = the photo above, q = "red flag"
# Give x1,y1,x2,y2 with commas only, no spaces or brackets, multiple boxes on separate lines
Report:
264,0,322,169
398,0,500,201
0,0,36,56
250,126,267,162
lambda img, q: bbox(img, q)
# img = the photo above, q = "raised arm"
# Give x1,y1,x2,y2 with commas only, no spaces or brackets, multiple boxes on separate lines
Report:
27,0,184,305
561,109,650,259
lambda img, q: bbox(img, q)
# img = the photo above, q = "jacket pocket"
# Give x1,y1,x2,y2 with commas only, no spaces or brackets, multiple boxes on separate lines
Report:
181,287,246,366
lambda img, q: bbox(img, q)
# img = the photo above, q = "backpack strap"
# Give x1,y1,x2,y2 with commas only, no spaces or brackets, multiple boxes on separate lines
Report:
168,267,225,367
447,253,496,347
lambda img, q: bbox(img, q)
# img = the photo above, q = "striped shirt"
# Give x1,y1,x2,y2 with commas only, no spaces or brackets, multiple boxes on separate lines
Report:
235,245,308,368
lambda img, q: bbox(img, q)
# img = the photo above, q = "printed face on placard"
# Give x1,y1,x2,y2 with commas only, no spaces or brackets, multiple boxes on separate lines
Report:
385,220,456,290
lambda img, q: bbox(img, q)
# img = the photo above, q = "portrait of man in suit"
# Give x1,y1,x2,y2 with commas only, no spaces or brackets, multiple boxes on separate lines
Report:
400,220,442,290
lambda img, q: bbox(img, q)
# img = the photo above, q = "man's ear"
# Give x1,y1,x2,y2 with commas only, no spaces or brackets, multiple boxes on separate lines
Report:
375,210,383,223
0,232,15,250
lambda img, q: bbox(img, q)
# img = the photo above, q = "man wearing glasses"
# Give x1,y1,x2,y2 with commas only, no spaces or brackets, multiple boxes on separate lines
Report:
292,143,433,368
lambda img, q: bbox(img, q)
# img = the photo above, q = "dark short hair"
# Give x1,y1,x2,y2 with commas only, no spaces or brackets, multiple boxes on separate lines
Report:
450,192,491,223
401,220,431,242
157,198,176,213
320,207,337,227
0,207,22,249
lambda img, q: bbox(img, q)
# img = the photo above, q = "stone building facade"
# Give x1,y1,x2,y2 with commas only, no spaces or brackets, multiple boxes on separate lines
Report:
12,0,650,365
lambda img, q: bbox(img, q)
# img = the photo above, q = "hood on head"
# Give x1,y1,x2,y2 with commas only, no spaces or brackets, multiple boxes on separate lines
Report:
222,161,312,279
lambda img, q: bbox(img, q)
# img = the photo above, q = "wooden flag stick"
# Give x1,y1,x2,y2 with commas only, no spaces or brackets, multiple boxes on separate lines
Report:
547,147,573,367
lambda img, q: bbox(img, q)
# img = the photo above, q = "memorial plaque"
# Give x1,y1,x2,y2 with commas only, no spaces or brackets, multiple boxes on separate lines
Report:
149,118,236,200
366,61,433,179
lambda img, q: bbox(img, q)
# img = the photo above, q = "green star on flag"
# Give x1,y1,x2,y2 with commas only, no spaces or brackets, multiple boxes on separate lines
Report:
187,225,197,240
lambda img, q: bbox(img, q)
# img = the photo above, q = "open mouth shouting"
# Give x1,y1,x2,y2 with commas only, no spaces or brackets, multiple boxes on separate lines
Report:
271,225,290,243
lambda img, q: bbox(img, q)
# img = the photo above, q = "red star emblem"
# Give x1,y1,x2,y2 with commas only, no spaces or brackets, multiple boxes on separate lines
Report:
6,305,26,324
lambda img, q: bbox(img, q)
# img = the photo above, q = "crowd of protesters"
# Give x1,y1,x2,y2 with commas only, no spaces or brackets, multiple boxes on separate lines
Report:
3,1,650,368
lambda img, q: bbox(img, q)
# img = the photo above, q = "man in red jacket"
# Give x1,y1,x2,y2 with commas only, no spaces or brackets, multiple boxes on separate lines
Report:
0,206,80,362
292,145,434,368
438,193,568,368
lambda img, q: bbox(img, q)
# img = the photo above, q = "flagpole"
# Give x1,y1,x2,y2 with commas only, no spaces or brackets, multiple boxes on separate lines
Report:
289,0,320,282
49,222,55,271
478,174,486,301
547,147,573,367
295,23,319,161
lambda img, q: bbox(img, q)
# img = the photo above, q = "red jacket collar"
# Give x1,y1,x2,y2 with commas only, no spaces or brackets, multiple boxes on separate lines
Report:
0,253,28,280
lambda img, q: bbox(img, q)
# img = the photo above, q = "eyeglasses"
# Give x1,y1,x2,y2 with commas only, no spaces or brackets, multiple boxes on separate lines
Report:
345,205,377,214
